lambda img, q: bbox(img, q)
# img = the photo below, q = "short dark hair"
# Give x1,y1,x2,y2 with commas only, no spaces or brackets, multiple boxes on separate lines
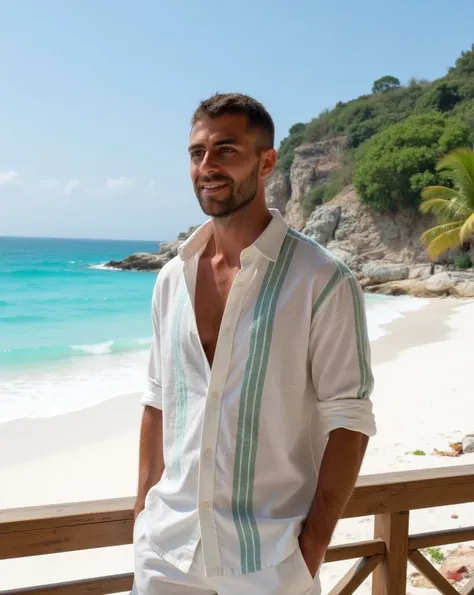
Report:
191,92,275,150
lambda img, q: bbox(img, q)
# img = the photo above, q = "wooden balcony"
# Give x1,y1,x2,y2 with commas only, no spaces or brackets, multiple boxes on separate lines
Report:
1,464,474,595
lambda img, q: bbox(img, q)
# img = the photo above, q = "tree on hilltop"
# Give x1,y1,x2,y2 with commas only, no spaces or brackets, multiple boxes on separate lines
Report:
372,75,401,94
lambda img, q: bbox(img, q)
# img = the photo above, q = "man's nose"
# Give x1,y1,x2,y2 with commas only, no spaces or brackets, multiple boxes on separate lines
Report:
199,151,219,176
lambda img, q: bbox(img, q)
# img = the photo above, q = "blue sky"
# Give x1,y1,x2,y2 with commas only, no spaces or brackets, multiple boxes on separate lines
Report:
1,0,473,241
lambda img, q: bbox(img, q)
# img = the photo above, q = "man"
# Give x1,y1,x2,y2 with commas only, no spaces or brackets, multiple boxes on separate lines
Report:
133,93,376,594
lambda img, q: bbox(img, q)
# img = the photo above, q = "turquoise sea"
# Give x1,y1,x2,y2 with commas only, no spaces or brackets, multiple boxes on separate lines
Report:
0,236,158,423
0,235,424,424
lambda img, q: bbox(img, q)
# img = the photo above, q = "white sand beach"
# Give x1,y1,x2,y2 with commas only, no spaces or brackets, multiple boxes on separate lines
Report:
1,297,474,593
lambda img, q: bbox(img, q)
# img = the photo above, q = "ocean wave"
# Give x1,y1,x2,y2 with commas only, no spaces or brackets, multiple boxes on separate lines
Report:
0,336,151,366
366,294,429,341
71,340,114,355
89,263,121,271
0,350,149,423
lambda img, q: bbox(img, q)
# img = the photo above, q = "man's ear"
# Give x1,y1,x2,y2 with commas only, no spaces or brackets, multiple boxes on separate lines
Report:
260,148,277,179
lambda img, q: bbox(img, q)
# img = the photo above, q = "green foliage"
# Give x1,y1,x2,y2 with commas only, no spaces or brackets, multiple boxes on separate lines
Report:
302,185,326,219
274,45,474,218
449,43,474,77
372,75,401,94
289,122,305,134
455,252,473,269
301,153,356,219
277,127,305,174
353,113,469,212
324,151,356,199
419,81,461,112
419,148,474,259
423,548,445,563
412,450,426,456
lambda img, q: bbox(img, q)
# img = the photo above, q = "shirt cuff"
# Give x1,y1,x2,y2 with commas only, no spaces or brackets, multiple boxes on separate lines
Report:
140,377,163,409
315,398,376,438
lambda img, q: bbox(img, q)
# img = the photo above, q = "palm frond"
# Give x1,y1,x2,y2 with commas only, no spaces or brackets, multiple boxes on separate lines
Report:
421,185,460,203
420,224,464,260
437,148,474,208
459,212,474,244
419,197,469,222
420,221,462,246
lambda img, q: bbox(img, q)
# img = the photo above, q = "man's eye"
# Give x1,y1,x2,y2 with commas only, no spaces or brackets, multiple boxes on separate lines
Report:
220,146,234,153
191,150,203,158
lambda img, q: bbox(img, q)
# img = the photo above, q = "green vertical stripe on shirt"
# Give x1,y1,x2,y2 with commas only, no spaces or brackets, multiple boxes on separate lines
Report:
232,233,297,574
288,229,372,399
171,284,188,479
348,276,372,399
311,268,341,320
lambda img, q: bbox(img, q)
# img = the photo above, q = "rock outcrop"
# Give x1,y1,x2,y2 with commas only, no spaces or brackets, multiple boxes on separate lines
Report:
425,272,456,293
106,225,199,271
265,168,291,216
361,262,409,284
301,186,434,270
363,268,474,298
302,205,341,247
284,137,347,230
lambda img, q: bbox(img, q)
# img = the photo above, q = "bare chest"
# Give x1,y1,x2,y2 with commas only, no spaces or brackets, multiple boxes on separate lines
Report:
194,260,239,367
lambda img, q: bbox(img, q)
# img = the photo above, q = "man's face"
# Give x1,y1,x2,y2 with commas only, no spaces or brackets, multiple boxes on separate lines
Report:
189,114,266,218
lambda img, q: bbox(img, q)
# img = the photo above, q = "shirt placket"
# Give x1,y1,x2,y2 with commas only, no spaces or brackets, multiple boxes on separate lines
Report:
197,251,257,575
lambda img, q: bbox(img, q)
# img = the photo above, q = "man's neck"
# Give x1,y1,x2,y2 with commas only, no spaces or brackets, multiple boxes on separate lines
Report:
209,202,272,267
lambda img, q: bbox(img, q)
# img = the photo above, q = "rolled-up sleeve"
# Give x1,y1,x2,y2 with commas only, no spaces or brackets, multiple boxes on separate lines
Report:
140,278,163,409
309,271,376,438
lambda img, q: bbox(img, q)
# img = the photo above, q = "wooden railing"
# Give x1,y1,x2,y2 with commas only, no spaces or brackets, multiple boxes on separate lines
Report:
1,465,474,595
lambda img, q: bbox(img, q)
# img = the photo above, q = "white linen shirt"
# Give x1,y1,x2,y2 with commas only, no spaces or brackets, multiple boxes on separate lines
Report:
140,208,376,578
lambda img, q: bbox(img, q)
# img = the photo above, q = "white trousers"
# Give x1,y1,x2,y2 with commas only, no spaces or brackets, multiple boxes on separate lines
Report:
132,513,321,595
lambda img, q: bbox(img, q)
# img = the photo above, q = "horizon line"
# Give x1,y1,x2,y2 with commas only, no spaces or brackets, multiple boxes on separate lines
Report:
0,234,164,243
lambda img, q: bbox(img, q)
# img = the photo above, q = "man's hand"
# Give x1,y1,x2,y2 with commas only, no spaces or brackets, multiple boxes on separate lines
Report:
134,501,145,521
298,428,369,577
135,406,165,522
298,526,327,578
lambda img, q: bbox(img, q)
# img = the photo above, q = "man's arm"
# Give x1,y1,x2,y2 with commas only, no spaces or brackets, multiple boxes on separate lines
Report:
135,277,164,519
299,428,368,574
301,271,376,575
134,405,165,519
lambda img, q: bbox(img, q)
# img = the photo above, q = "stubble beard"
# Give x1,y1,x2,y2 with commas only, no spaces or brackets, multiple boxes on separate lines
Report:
195,161,260,220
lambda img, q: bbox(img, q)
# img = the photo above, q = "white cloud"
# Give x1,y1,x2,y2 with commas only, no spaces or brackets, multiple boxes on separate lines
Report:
40,178,61,191
0,170,21,186
64,180,81,196
106,176,136,195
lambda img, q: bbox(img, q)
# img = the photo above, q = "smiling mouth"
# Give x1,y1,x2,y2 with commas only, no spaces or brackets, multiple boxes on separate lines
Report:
201,183,227,190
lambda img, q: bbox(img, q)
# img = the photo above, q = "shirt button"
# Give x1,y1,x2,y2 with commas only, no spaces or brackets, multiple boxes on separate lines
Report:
202,501,210,510
204,448,212,456
223,327,230,335
211,391,218,399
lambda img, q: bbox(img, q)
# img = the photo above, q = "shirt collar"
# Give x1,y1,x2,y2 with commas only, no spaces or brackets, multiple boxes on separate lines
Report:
178,208,289,263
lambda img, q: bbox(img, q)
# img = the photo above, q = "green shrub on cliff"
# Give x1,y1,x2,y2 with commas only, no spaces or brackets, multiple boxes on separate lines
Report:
275,44,474,210
353,113,470,212
277,124,305,173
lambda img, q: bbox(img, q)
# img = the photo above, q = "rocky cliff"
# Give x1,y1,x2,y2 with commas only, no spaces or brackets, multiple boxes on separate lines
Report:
267,137,347,229
105,136,474,298
301,185,433,270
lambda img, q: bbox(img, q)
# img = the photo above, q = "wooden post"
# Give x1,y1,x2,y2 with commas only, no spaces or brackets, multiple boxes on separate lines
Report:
372,511,409,595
